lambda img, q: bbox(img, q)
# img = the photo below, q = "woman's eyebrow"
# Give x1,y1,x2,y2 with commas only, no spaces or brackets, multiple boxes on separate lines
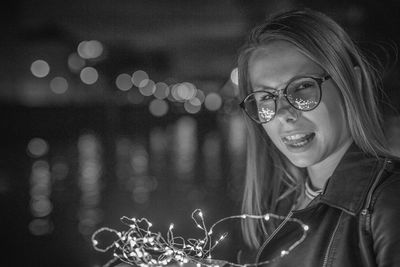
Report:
253,85,276,92
253,72,325,92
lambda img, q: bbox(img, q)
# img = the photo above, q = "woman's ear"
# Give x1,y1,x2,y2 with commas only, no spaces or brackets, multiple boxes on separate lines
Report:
354,66,362,91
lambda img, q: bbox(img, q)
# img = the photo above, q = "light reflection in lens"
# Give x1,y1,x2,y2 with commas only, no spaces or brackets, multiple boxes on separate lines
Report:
293,98,318,110
258,107,275,122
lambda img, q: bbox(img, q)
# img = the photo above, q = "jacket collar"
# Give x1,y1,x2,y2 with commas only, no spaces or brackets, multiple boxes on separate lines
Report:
317,142,384,216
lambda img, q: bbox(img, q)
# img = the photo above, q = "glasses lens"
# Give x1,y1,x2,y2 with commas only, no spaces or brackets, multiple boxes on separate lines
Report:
287,77,320,110
244,92,275,123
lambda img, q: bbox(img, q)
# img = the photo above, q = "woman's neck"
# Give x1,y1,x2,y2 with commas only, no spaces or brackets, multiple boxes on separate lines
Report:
307,138,353,189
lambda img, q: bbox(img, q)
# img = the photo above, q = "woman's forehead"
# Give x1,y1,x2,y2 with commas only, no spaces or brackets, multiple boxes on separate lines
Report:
248,42,324,88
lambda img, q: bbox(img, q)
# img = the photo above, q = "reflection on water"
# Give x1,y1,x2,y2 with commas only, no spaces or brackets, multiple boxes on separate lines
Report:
172,116,197,182
0,106,246,266
29,160,53,235
77,134,103,236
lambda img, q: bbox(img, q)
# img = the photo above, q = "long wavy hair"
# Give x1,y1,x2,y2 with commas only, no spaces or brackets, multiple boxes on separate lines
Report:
238,8,394,249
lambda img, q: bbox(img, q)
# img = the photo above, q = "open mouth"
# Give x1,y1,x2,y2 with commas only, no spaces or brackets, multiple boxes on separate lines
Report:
282,133,315,148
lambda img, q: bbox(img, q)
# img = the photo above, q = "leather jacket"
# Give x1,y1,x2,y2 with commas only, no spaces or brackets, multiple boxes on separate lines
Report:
240,144,400,267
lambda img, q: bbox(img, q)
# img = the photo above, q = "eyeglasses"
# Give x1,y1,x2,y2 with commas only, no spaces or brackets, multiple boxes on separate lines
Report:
240,75,331,124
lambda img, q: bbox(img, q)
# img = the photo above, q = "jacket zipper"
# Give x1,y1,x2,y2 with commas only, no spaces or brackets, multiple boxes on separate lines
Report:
322,212,343,267
363,159,388,212
255,211,293,263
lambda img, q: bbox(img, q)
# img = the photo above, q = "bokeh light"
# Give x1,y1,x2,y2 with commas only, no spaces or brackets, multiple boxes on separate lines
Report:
115,73,133,91
184,101,201,114
172,117,197,179
29,218,53,236
189,97,201,106
176,82,197,101
50,76,68,94
30,160,51,198
131,146,149,175
170,84,181,101
30,196,53,217
195,89,205,103
52,161,69,181
77,40,103,59
204,92,222,111
77,134,103,236
80,67,99,85
68,52,85,72
127,89,145,104
154,82,169,99
27,138,49,157
31,60,50,78
139,79,156,96
149,99,168,117
132,70,149,87
230,67,239,86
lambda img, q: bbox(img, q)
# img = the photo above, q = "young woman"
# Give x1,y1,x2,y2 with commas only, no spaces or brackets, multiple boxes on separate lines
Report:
238,9,400,266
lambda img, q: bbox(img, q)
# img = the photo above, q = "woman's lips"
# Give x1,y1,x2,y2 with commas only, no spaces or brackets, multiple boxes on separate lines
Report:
282,132,315,147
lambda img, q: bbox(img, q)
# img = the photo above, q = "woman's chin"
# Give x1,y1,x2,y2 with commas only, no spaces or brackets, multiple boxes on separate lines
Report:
284,149,319,168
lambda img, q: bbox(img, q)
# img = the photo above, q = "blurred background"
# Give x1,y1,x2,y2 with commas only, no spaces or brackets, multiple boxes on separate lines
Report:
1,0,400,266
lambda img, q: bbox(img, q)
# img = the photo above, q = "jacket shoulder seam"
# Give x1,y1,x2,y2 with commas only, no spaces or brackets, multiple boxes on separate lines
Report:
370,174,400,210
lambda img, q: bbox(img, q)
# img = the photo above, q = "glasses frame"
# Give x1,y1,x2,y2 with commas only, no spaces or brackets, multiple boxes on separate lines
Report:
240,75,331,124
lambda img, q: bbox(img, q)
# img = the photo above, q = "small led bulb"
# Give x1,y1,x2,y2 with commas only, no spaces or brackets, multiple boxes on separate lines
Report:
281,250,288,256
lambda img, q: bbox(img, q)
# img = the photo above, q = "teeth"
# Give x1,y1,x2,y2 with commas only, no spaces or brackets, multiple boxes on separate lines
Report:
291,140,308,147
284,134,307,141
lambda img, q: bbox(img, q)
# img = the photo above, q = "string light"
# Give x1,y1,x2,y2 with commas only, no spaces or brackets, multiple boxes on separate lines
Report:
92,209,309,267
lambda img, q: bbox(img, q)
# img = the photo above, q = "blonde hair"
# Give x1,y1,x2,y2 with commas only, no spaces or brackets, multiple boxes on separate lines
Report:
238,8,394,249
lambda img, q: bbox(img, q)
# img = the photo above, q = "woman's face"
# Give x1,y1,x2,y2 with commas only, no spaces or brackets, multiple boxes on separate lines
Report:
248,41,352,168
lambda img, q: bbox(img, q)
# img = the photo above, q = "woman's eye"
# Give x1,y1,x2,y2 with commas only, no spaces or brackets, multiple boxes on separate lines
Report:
259,94,274,101
295,82,314,91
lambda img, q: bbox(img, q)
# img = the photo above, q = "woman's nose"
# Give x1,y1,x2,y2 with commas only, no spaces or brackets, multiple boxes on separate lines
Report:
275,97,298,123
